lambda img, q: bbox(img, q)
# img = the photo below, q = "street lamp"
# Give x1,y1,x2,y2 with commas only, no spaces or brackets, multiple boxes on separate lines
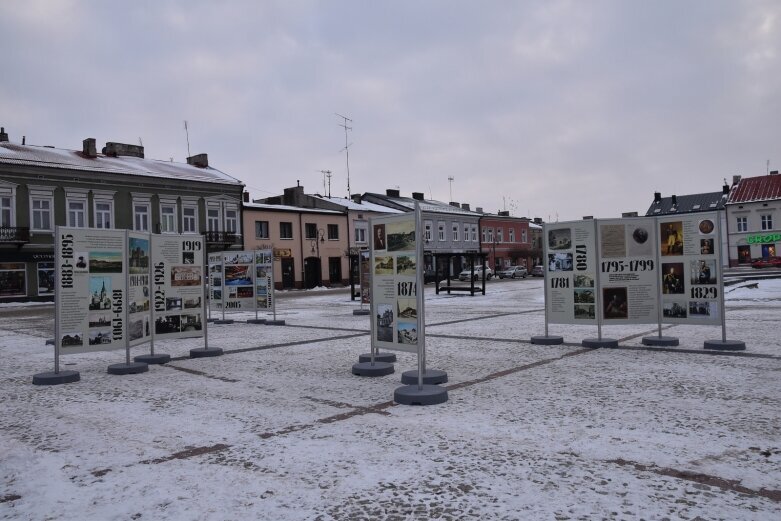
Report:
310,228,325,258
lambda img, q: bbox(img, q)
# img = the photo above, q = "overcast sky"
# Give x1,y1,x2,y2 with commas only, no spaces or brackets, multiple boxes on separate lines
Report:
1,0,779,221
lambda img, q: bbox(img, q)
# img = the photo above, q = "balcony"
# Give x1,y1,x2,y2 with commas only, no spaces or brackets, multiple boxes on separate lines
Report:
0,227,30,244
204,231,242,247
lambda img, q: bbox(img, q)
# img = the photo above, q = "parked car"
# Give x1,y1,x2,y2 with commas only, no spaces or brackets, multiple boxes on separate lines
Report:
530,265,545,277
458,266,493,281
751,256,781,269
498,266,527,279
423,268,438,283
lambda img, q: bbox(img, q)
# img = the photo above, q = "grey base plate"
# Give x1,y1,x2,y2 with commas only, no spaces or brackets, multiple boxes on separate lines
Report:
400,369,448,385
358,352,397,363
704,339,746,351
352,361,394,377
213,319,234,325
134,353,171,365
190,347,224,358
642,336,679,347
582,338,619,348
32,370,80,385
266,320,286,326
394,384,449,405
353,309,370,316
246,319,267,324
531,335,564,345
107,362,149,375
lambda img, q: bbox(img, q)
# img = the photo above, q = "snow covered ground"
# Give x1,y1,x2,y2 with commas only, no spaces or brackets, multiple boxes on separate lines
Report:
1,278,779,520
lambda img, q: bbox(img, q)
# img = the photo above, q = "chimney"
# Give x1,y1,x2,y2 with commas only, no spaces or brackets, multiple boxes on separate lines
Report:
386,189,400,198
461,203,470,211
283,185,305,206
449,201,460,207
533,217,543,224
654,192,661,203
722,183,730,195
476,207,484,213
498,210,509,216
243,191,249,203
186,153,208,168
771,170,779,175
82,138,97,158
351,194,362,204
583,216,594,220
102,142,145,158
0,127,8,142
732,175,741,185
411,192,425,201
621,212,638,218
671,195,677,206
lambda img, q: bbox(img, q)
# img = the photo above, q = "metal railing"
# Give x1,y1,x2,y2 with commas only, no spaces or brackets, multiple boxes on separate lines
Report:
0,226,30,243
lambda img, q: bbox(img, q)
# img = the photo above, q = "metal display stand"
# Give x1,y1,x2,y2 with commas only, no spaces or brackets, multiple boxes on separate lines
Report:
643,224,679,347
531,223,564,345
190,245,224,358
581,220,618,349
135,235,171,364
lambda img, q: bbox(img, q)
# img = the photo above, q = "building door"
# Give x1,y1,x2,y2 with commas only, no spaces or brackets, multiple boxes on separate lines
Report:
304,257,321,288
329,257,342,284
281,258,295,289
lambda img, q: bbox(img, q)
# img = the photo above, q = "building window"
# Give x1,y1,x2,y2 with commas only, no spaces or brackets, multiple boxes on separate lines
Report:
68,200,86,228
94,201,113,229
255,221,269,239
207,208,220,231
327,224,339,240
471,224,478,242
522,229,527,243
497,228,504,243
305,223,318,239
464,223,470,242
438,221,445,241
354,225,367,244
160,203,176,233
0,195,12,227
182,206,197,233
487,228,494,243
134,204,150,231
0,262,26,297
31,197,52,231
452,223,459,242
225,209,237,233
761,214,773,230
280,222,293,239
509,228,515,243
424,221,433,242
736,216,747,232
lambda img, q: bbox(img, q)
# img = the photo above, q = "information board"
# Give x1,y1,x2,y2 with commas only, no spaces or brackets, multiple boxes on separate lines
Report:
128,232,152,347
208,252,222,313
545,220,598,324
222,251,255,311
56,227,127,354
255,249,274,311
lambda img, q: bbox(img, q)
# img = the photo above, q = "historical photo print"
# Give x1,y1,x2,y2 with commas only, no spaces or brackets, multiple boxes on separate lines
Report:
603,287,628,319
661,262,684,294
396,255,416,276
690,259,717,285
129,238,149,274
374,256,394,275
548,228,572,250
397,322,418,345
387,220,416,252
376,303,393,342
89,251,122,273
660,221,684,256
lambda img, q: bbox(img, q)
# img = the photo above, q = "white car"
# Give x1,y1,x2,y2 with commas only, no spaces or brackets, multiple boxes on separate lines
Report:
458,266,493,281
498,266,527,279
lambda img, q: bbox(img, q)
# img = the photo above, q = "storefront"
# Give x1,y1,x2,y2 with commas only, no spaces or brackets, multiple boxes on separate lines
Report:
0,251,55,301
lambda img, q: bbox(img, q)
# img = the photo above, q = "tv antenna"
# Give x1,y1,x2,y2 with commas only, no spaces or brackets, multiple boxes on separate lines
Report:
335,113,353,197
448,176,455,202
183,120,191,158
317,170,332,197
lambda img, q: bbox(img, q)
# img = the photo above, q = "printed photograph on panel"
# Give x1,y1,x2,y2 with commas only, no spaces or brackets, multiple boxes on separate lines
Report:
689,301,713,318
373,224,387,251
166,297,182,311
397,322,418,345
89,313,111,328
130,298,149,313
574,304,595,320
256,251,272,264
182,251,195,264
74,252,88,272
212,276,222,287
90,251,122,273
61,332,83,347
599,224,626,258
661,263,685,294
128,319,144,341
700,238,714,255
180,314,202,332
548,228,572,250
548,253,573,271
690,259,717,285
603,287,628,319
129,238,150,273
660,221,684,256
211,289,222,301
387,220,416,252
698,219,715,235
88,276,112,310
184,297,201,309
236,286,254,298
397,298,417,319
574,288,595,304
224,252,254,265
396,255,416,276
663,301,687,318
374,256,394,275
210,263,222,274
172,266,202,286
376,303,393,342
155,315,181,334
88,329,112,345
628,226,653,257
37,262,55,294
574,274,594,288
224,265,251,285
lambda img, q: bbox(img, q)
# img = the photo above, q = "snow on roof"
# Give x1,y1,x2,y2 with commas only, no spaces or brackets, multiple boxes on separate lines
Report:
0,142,243,186
728,174,781,203
363,192,481,216
311,195,404,213
243,202,344,215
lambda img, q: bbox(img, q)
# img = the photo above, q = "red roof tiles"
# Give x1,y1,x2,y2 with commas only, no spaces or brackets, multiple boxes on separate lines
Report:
727,174,781,203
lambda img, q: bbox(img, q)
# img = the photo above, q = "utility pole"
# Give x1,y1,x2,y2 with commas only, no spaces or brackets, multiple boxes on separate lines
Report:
336,113,353,197
183,120,191,158
448,176,454,202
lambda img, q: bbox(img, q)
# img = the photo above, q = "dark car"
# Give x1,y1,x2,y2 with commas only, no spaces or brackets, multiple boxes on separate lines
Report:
751,256,781,268
530,265,545,277
423,268,438,283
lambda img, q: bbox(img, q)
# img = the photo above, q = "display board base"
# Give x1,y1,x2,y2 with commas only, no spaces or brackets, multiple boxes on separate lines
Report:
45,338,54,346
352,309,370,316
246,319,267,324
213,319,234,325
531,335,564,345
582,338,619,348
401,369,448,385
32,370,80,385
207,318,217,323
107,362,149,375
642,336,679,347
394,384,448,406
265,320,286,326
134,353,171,365
190,347,224,358
358,352,397,363
704,339,746,351
351,361,394,377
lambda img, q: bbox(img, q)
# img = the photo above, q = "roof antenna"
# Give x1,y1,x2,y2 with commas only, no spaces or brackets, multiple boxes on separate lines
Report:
335,113,353,197
448,176,455,202
184,120,191,158
318,170,332,197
